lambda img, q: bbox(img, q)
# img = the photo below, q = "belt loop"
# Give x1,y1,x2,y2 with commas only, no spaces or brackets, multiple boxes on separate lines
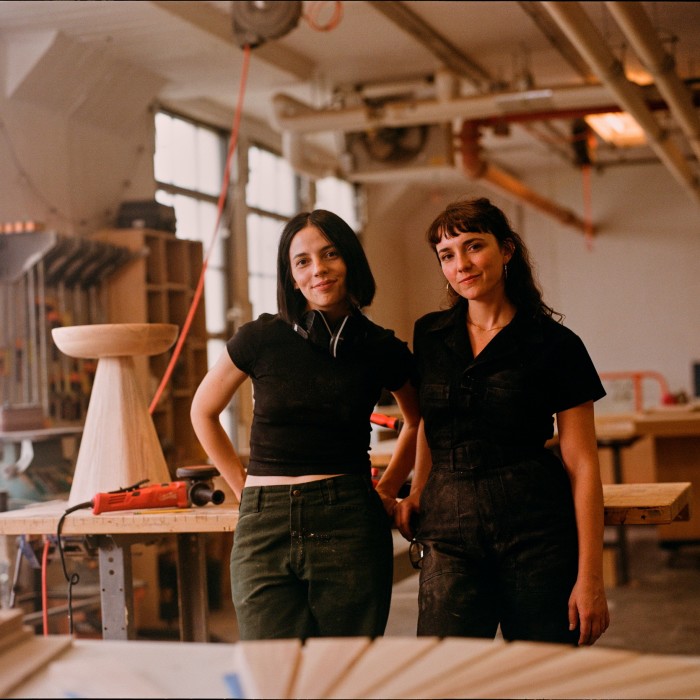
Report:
323,477,337,505
254,486,262,512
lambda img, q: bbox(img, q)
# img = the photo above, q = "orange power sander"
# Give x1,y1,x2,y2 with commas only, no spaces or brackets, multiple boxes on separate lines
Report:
91,466,225,515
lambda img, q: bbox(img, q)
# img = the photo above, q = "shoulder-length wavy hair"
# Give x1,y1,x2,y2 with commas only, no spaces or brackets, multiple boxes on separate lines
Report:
426,197,560,320
277,209,376,324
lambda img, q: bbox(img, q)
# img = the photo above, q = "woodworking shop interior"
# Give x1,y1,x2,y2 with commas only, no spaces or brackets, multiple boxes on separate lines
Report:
1,2,700,696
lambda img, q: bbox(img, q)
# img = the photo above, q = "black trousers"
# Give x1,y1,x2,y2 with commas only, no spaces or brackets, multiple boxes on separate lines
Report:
416,456,580,645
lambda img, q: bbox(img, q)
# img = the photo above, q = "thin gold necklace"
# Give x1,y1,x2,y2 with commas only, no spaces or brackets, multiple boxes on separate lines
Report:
467,317,508,332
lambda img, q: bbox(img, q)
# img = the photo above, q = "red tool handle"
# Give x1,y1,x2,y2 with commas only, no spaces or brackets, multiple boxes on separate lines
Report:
92,481,189,514
370,412,404,432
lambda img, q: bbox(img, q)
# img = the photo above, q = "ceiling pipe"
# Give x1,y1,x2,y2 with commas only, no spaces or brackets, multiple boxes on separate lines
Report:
459,121,589,233
605,1,700,163
517,1,599,84
541,1,700,205
272,83,620,135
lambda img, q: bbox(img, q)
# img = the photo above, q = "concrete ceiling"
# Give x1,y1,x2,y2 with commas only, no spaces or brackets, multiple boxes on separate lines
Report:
1,1,699,204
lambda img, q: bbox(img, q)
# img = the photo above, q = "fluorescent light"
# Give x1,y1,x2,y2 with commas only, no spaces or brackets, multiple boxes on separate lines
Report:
585,112,647,147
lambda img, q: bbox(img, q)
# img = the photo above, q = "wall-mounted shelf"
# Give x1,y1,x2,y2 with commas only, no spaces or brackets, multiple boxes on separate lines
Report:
88,228,208,472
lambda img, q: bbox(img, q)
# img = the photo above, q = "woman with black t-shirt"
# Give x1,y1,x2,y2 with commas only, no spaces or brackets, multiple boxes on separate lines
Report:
394,197,609,647
191,209,419,640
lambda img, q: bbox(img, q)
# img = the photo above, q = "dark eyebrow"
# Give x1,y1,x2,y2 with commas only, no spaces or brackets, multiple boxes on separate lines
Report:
292,243,336,261
436,234,484,254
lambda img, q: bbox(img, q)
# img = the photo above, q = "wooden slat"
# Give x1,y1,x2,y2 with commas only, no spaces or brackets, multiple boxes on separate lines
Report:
327,636,439,699
234,638,301,699
0,635,72,697
529,652,700,699
466,644,638,699
292,637,371,699
415,640,574,699
603,482,692,525
0,608,24,638
363,637,497,699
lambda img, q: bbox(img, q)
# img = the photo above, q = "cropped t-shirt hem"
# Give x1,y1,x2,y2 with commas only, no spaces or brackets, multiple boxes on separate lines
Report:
245,461,372,478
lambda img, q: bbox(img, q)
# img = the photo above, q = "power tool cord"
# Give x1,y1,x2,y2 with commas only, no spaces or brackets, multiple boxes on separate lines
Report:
55,500,92,635
54,480,148,634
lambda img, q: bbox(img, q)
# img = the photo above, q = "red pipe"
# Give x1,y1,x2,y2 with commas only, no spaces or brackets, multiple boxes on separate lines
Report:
459,121,590,232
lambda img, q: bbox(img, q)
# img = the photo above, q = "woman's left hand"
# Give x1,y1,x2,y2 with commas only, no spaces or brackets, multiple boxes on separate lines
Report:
568,576,610,645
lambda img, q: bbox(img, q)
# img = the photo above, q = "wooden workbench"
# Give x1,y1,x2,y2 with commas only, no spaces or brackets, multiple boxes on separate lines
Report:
0,481,691,641
0,501,238,642
631,409,700,543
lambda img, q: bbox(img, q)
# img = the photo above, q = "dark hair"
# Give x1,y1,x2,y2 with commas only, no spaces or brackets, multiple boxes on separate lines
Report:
426,197,560,320
277,209,376,323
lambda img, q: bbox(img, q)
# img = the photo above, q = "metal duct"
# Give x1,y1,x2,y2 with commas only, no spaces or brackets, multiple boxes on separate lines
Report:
281,132,339,181
541,1,700,205
605,1,700,163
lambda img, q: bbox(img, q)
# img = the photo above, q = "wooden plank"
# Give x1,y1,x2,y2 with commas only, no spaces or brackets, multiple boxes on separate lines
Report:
633,410,700,437
292,637,371,699
603,482,692,525
327,637,439,699
0,626,33,655
363,637,497,699
528,652,700,699
8,638,243,698
0,608,24,638
601,663,700,699
468,644,638,699
416,640,571,699
234,638,301,699
0,500,238,535
0,635,72,697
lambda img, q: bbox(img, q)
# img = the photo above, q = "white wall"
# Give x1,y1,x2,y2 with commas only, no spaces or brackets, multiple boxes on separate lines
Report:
0,31,158,235
364,160,700,403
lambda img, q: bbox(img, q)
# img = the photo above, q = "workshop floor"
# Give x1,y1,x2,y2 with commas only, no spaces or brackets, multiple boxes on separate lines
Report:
206,527,700,656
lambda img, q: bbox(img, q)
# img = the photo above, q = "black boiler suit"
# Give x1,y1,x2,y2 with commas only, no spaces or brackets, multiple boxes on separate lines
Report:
412,300,605,643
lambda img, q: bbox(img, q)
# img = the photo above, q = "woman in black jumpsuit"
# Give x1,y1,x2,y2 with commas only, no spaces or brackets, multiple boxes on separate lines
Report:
393,198,609,646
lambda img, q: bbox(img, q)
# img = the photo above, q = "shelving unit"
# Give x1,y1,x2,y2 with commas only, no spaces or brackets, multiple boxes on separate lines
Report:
86,228,213,633
88,228,208,473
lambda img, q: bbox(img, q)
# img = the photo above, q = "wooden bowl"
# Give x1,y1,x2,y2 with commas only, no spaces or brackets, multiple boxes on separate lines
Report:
52,323,178,358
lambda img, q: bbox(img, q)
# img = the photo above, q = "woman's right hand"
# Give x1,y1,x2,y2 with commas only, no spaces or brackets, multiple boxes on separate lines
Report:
394,492,420,541
375,487,398,520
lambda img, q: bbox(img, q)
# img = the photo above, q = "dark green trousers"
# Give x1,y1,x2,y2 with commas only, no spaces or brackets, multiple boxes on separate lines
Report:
231,474,393,640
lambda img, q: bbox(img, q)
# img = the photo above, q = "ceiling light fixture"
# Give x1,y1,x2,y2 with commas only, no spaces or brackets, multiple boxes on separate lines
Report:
585,112,647,147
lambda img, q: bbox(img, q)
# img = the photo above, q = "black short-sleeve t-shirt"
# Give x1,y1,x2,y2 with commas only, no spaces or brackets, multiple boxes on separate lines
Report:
227,313,415,476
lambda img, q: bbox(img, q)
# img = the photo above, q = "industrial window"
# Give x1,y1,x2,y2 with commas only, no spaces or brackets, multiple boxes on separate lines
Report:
246,145,299,319
315,176,360,232
245,144,361,319
153,110,229,370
